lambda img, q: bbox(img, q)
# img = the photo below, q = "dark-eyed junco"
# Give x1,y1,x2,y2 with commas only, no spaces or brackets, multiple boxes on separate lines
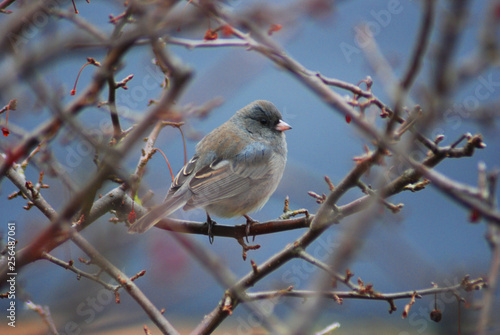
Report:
129,100,291,235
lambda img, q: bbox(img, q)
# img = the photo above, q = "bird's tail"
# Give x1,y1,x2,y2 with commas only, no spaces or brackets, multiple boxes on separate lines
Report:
128,196,186,234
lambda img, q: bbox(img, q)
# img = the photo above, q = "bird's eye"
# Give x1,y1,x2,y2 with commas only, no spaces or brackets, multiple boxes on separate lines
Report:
259,118,268,126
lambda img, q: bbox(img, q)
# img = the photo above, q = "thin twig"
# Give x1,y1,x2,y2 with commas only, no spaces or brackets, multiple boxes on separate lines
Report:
245,277,484,303
70,231,180,335
25,301,59,335
107,75,123,142
41,252,119,292
477,169,500,335
401,0,435,90
297,250,356,290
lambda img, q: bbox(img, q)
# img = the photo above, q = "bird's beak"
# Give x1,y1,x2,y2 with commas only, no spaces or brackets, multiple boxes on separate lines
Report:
275,120,292,132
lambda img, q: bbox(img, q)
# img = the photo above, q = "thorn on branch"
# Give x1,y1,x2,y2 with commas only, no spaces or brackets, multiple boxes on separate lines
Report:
355,277,375,296
280,195,310,219
345,269,354,284
237,237,260,261
21,143,43,170
443,134,486,158
468,134,487,149
115,74,134,90
332,294,343,305
357,76,373,91
388,299,397,314
461,275,487,291
130,270,146,282
37,171,50,189
451,133,471,149
307,191,326,204
222,296,233,315
78,257,92,265
275,286,295,299
353,145,374,165
114,289,121,304
250,260,258,275
402,291,418,319
25,181,38,199
387,203,404,214
380,106,391,118
267,23,282,35
325,176,335,191
434,134,445,145
283,195,290,212
8,190,22,200
23,201,34,210
403,179,431,192
358,181,404,213
73,214,85,227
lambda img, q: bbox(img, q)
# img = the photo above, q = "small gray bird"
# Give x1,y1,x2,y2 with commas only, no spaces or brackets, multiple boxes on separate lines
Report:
128,100,291,236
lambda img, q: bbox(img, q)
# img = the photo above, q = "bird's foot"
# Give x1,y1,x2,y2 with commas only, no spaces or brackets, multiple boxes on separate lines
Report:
243,214,258,243
206,213,217,244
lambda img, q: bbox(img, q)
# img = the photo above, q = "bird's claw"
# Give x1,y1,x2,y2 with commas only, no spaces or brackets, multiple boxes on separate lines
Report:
206,213,216,244
244,215,257,243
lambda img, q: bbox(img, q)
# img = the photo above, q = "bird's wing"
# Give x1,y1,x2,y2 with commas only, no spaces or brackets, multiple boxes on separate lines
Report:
128,155,200,234
164,154,199,200
185,142,274,209
127,194,187,234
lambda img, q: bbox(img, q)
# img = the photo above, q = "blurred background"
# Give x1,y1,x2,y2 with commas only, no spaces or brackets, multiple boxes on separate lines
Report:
1,0,499,334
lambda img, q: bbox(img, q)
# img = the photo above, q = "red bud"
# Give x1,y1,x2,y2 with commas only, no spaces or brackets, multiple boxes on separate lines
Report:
128,209,137,224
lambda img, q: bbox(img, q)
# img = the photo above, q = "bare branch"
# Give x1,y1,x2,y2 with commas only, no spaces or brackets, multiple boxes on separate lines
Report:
70,231,180,335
